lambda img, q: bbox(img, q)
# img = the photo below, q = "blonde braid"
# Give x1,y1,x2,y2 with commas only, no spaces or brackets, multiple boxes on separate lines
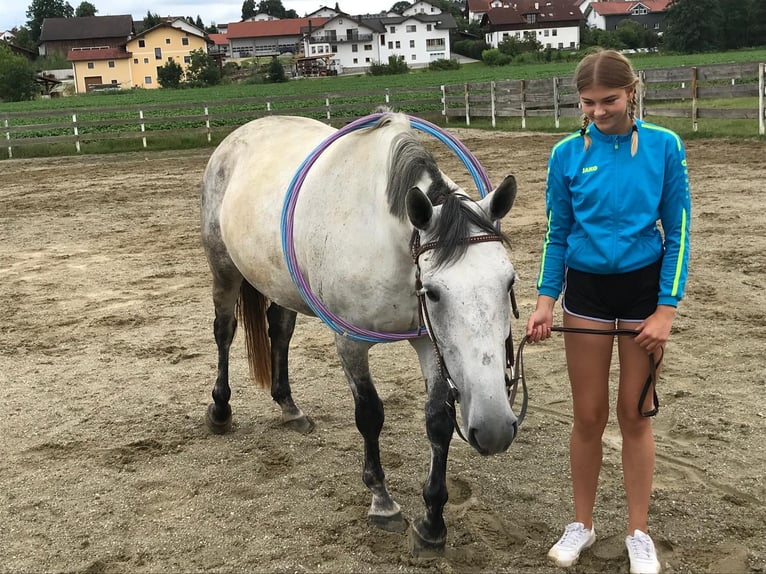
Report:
629,90,639,156
580,115,592,152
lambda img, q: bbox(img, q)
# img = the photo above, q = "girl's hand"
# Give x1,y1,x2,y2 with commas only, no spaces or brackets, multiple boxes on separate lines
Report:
634,305,676,353
526,295,555,342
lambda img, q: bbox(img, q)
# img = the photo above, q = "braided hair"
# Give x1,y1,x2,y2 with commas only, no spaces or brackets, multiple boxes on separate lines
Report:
575,50,640,157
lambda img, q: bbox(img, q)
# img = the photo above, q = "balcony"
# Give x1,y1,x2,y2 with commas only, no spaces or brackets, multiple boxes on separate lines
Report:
308,33,373,44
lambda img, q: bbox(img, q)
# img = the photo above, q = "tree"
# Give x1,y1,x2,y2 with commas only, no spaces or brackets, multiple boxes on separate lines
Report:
241,0,256,20
26,0,75,43
184,48,221,87
10,26,36,51
74,1,96,17
615,19,644,50
257,0,297,18
266,57,287,82
0,44,37,102
157,59,183,88
195,15,205,30
663,0,722,53
390,1,409,13
143,11,162,30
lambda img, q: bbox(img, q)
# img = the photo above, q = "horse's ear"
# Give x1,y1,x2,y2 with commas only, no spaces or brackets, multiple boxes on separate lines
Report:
406,186,433,230
480,175,516,221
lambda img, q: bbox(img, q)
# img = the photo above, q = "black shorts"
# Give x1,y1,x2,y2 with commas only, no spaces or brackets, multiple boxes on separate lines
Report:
562,259,662,323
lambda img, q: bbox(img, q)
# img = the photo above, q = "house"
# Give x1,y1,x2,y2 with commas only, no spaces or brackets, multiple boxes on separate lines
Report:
481,0,583,50
581,0,670,34
302,6,456,75
125,19,209,88
226,17,329,58
208,32,230,58
465,0,494,23
66,18,209,92
38,15,134,57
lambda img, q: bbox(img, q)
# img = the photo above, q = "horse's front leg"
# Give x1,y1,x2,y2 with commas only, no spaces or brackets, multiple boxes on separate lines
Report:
409,337,453,555
335,335,408,533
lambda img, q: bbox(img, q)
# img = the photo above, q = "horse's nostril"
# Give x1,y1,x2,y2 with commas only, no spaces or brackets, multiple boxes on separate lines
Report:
468,427,490,455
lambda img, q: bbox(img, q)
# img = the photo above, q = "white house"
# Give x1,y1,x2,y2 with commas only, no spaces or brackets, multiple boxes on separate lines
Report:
302,5,456,74
481,0,583,50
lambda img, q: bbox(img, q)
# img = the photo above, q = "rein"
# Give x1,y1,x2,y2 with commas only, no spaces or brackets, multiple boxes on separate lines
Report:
411,230,527,444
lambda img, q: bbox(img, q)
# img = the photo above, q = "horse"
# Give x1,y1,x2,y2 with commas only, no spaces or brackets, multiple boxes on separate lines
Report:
200,112,521,554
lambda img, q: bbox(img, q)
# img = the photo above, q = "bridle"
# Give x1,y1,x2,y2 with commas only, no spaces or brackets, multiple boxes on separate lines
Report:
410,230,661,445
410,230,527,444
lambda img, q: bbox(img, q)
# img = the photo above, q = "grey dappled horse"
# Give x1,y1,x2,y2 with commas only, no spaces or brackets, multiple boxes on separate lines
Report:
200,113,520,553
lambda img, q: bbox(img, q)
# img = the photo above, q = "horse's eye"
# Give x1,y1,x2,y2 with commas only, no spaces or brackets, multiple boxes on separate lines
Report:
426,289,440,303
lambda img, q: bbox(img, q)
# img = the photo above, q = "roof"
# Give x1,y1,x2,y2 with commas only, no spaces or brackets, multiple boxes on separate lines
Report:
590,0,670,16
227,17,329,39
67,46,132,61
130,19,210,43
483,1,583,27
208,33,229,45
40,15,133,42
466,0,493,12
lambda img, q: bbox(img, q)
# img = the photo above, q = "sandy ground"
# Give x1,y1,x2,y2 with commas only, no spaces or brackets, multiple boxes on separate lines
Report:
1,128,764,574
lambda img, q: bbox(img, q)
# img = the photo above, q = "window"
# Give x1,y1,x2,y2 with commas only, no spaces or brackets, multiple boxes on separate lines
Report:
632,6,648,15
87,62,94,69
182,37,189,46
138,39,145,47
108,60,115,68
364,44,372,51
526,14,536,24
331,44,337,52
184,56,191,64
559,42,564,49
388,41,393,49
544,29,549,37
409,40,415,48
389,26,396,33
144,76,152,84
365,57,370,62
352,44,358,52
111,79,118,84
552,29,557,36
406,25,416,33
395,40,400,48
353,57,358,64
155,47,162,60
380,34,385,45
427,24,432,31
411,54,416,60
167,56,173,61
165,38,171,44
143,57,149,63
133,58,138,64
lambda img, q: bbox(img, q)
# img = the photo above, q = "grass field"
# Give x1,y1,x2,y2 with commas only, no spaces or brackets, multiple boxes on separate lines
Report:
1,47,764,152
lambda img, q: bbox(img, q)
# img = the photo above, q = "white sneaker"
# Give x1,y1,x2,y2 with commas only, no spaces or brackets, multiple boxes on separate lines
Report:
626,529,661,574
548,522,596,567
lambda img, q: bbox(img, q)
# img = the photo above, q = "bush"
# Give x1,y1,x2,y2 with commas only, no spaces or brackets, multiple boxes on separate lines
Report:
428,58,461,71
266,57,287,83
367,55,410,76
453,38,490,60
157,60,183,88
482,48,512,66
0,45,37,102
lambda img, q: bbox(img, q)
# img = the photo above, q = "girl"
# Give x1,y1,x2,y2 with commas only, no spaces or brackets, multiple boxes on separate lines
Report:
526,49,691,574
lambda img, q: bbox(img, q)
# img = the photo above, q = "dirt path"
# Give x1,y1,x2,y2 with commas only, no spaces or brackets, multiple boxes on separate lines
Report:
1,130,764,573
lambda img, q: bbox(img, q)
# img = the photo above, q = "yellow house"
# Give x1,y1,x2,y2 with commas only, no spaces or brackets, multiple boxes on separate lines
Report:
67,19,209,92
126,19,209,89
68,46,132,92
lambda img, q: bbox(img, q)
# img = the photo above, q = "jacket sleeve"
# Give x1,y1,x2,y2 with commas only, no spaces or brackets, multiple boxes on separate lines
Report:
657,136,691,306
536,147,574,300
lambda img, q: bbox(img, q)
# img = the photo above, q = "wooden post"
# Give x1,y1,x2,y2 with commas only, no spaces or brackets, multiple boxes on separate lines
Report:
490,80,496,129
464,82,470,126
691,67,698,132
759,62,765,136
139,110,146,148
204,106,211,143
385,87,391,107
326,96,331,121
520,79,527,130
4,118,11,159
441,85,448,124
72,113,80,153
553,77,560,129
638,70,645,120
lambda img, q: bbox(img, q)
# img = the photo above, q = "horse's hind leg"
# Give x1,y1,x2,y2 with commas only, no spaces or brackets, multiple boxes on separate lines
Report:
335,335,408,533
206,268,242,434
267,303,313,434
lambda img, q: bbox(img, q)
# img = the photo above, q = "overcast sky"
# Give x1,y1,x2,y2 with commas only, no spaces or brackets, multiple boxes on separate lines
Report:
0,0,395,33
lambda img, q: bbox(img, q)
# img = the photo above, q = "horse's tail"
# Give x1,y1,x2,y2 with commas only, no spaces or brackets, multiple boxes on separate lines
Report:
236,280,272,388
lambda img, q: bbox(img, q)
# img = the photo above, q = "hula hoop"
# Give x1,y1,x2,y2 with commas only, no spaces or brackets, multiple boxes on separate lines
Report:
280,112,493,343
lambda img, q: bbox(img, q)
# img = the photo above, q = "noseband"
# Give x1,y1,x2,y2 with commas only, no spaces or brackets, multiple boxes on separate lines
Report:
410,230,527,444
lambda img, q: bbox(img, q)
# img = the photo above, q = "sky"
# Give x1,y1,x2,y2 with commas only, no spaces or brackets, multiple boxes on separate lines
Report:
0,0,395,33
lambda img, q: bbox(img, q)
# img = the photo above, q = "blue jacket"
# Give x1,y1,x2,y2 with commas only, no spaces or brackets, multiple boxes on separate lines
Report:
536,119,691,307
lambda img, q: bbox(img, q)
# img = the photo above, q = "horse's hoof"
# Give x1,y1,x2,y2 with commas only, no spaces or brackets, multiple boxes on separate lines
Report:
283,415,314,434
368,512,409,533
206,403,232,435
408,521,446,558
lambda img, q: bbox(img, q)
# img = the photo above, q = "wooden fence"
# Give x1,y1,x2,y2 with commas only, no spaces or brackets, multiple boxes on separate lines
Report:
443,61,766,135
2,61,764,158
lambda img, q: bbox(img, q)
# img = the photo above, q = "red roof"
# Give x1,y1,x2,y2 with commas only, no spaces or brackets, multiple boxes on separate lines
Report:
590,0,670,16
208,33,229,45
227,17,328,39
67,46,131,61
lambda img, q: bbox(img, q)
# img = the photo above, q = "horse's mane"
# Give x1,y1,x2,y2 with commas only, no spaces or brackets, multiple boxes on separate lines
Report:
371,113,506,267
